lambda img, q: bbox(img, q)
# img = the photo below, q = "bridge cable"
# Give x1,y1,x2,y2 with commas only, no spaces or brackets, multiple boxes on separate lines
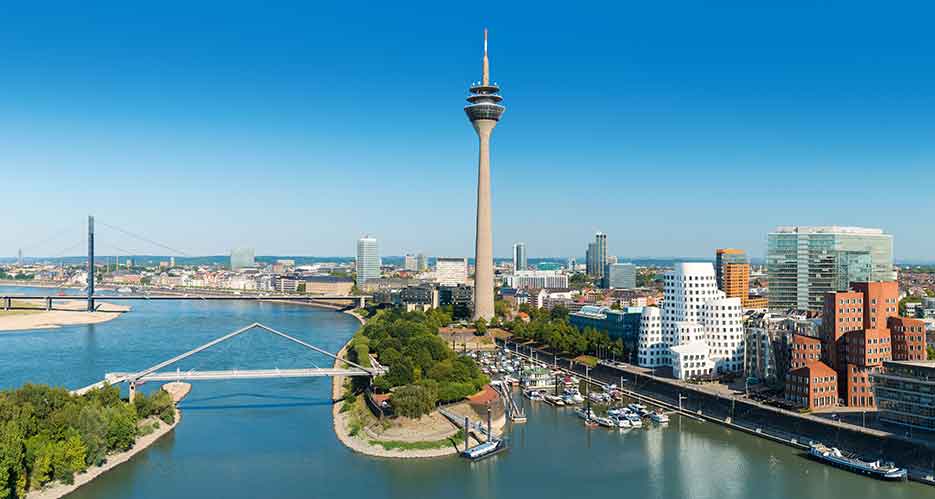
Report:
97,221,191,257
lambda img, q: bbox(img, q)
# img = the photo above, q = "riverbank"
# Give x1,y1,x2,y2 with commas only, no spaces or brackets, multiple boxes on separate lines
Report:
27,383,189,499
0,300,129,332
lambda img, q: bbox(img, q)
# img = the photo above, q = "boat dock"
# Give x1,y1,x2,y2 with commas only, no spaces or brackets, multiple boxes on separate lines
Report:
438,406,508,460
495,382,526,423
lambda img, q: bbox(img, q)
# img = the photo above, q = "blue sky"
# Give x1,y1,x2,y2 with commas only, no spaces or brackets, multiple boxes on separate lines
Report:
2,2,934,261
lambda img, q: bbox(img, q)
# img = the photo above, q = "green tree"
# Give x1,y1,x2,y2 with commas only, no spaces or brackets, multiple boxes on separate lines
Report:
391,384,436,418
473,319,487,336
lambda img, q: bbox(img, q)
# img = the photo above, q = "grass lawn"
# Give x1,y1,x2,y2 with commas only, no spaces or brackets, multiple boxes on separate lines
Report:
573,355,599,368
368,430,463,451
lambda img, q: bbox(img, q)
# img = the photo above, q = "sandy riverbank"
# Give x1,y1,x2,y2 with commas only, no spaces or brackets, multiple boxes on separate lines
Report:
330,315,504,458
0,300,129,332
28,382,189,499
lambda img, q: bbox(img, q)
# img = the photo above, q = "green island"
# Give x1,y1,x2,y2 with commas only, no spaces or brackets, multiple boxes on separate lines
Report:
0,384,175,498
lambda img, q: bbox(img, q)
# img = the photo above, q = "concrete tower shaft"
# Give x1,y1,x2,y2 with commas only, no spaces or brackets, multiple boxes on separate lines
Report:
465,29,504,321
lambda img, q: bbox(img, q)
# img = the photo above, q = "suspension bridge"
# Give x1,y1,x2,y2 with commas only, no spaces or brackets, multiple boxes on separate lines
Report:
5,215,370,310
72,322,387,400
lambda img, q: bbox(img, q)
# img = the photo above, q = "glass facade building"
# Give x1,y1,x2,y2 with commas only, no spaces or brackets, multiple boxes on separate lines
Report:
603,263,636,289
767,226,894,312
569,305,644,353
356,236,380,287
513,242,527,271
230,248,255,270
872,360,935,431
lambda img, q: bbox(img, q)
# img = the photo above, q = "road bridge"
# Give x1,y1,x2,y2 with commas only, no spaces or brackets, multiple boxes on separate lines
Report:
2,294,371,311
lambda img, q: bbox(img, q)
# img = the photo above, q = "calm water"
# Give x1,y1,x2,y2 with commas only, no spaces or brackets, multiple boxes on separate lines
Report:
0,286,930,498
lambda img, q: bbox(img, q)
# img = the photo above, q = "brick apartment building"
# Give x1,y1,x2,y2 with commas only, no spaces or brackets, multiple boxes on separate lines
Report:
785,361,838,411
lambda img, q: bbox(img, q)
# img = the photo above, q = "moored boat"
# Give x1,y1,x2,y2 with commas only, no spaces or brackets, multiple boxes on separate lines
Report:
808,443,907,481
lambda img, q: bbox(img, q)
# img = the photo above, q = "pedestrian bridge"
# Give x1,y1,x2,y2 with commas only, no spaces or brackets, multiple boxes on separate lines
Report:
72,322,385,399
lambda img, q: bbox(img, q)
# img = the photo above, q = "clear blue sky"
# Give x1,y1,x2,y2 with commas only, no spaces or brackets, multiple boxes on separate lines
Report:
3,2,934,261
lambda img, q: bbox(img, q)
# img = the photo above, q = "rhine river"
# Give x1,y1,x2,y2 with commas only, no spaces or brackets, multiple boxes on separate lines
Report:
0,286,930,498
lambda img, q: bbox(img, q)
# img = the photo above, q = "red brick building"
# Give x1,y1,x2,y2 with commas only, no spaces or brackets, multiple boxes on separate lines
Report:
785,361,838,410
789,334,823,370
820,281,911,409
888,316,926,361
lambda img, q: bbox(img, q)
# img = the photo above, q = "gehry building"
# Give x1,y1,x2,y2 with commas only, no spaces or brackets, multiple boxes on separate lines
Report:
637,262,744,380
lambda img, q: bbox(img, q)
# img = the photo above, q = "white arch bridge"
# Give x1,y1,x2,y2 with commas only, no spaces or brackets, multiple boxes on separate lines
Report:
72,322,385,400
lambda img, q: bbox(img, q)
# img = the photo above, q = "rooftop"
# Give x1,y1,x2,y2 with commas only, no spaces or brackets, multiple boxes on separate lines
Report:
771,226,886,235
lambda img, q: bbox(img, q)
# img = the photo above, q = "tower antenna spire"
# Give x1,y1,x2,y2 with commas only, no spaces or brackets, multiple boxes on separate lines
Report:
482,28,489,86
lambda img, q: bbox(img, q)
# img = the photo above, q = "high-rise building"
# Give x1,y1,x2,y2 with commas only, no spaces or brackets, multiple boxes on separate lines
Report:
170,256,176,268
230,248,255,270
416,253,428,271
512,242,527,271
586,232,608,278
435,257,468,286
465,29,504,321
636,262,744,379
604,263,636,289
16,249,22,266
767,226,895,312
715,248,747,290
356,236,380,287
404,254,419,271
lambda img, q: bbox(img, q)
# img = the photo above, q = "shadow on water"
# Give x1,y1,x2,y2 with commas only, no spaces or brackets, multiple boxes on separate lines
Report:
178,391,332,410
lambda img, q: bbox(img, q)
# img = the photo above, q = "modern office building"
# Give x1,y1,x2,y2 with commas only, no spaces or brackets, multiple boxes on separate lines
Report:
404,254,419,271
512,242,527,271
767,226,895,312
569,305,644,354
230,248,255,270
435,257,468,286
603,263,636,289
416,253,428,271
585,232,608,278
356,236,380,287
872,360,935,431
464,29,504,321
636,262,744,379
715,248,747,290
504,270,568,289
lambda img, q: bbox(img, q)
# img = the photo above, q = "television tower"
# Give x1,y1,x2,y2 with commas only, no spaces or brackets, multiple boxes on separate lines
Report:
465,29,504,321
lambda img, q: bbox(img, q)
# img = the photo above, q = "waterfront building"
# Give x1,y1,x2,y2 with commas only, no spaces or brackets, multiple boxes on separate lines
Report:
465,29,504,321
504,270,568,289
404,254,419,271
230,248,255,270
436,257,468,286
356,236,380,287
785,361,838,410
767,226,895,312
603,263,636,289
400,284,439,312
512,242,527,271
303,275,354,295
636,262,744,380
872,360,935,431
569,305,644,354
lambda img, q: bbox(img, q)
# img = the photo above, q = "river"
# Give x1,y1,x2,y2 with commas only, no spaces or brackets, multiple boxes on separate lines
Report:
0,286,930,498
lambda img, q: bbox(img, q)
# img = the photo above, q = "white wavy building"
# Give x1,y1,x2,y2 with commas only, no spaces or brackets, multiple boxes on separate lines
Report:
637,262,744,380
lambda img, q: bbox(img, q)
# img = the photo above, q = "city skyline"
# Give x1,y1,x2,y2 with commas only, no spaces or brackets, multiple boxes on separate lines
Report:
2,4,935,260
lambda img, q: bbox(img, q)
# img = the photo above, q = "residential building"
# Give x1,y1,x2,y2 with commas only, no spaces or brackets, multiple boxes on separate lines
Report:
356,236,380,287
404,254,419,271
512,242,527,271
416,253,428,271
504,270,568,289
785,361,838,410
436,257,468,286
888,316,927,361
636,262,744,380
767,226,895,312
872,360,935,431
603,263,636,289
230,248,255,270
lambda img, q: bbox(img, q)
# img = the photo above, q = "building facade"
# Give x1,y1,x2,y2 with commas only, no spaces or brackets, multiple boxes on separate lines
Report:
504,270,568,289
604,263,636,289
569,305,644,354
230,248,255,270
636,262,744,380
872,360,935,431
715,248,747,291
404,254,419,271
767,226,895,312
356,236,380,287
586,233,608,278
435,257,468,286
785,361,838,411
512,242,527,271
